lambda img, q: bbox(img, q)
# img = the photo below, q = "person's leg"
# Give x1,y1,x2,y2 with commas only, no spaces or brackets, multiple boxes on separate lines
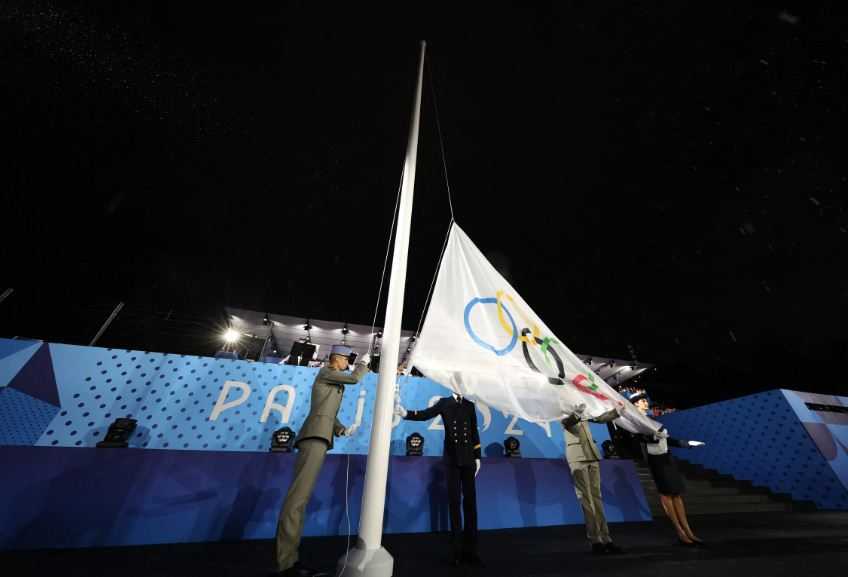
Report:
275,439,328,572
446,463,463,561
659,494,691,543
570,462,601,545
586,462,611,545
460,465,478,558
672,496,702,542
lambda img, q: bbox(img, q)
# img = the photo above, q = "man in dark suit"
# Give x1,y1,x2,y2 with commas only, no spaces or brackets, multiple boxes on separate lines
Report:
395,392,482,566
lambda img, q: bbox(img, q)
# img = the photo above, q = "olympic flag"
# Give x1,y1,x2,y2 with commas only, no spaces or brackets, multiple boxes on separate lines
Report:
410,223,661,434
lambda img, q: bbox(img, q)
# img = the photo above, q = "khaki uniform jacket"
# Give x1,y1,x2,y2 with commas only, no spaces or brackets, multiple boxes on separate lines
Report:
295,361,369,450
561,409,619,463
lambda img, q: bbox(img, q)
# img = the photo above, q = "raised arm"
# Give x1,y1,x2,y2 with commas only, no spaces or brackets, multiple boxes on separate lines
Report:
320,361,369,386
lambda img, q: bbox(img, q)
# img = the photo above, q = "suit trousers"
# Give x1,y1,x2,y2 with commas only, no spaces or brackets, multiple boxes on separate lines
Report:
446,463,478,553
275,439,329,571
569,460,611,544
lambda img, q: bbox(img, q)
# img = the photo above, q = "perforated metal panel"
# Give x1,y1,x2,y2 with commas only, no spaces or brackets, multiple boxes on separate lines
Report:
0,339,572,457
0,388,60,445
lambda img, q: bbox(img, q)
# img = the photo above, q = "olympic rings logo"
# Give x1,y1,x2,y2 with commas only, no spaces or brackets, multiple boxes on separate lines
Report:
463,291,611,401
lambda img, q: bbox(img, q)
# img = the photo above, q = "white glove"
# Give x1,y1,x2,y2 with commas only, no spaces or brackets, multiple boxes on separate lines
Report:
393,392,408,417
688,440,705,447
342,424,359,436
654,428,670,440
572,403,587,416
359,353,371,366
475,459,481,477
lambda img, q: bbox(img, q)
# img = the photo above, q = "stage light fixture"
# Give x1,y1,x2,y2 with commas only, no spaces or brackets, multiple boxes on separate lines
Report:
223,328,240,344
504,436,521,458
406,432,424,456
96,418,138,448
270,427,296,452
263,313,270,326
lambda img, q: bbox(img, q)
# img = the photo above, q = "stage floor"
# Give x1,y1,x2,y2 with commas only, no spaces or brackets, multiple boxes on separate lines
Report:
5,511,848,576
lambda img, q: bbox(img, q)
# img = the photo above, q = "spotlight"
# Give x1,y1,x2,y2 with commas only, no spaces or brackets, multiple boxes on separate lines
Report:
96,418,138,448
263,313,270,326
377,330,383,339
304,319,312,331
342,323,350,336
223,328,240,344
406,432,424,456
270,427,296,452
504,436,521,458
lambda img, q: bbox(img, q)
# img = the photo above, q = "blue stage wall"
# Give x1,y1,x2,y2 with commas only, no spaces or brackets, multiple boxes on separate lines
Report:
0,338,610,458
0,447,650,550
658,389,848,510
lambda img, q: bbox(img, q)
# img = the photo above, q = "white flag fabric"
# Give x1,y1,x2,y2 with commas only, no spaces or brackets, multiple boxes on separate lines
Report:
410,224,660,434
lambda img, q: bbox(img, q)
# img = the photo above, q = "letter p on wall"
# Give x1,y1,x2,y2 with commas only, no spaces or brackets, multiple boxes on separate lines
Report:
209,380,251,421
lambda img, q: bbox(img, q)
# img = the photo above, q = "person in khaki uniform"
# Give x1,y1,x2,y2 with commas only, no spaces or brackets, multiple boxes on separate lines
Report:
273,345,370,577
561,403,624,555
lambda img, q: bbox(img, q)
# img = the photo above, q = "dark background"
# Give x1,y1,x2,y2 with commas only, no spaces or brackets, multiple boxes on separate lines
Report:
1,2,845,407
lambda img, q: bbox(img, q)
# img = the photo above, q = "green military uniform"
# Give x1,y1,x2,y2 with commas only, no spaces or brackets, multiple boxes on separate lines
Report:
275,360,369,573
562,408,619,546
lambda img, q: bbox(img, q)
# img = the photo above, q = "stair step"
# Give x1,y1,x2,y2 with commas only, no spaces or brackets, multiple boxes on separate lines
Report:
647,501,791,516
641,487,759,499
644,493,775,505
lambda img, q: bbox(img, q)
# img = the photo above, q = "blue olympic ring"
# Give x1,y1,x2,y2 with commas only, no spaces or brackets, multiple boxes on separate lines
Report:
464,297,518,356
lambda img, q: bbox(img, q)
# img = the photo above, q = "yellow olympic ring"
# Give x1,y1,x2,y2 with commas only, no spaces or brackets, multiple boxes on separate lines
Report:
496,290,541,345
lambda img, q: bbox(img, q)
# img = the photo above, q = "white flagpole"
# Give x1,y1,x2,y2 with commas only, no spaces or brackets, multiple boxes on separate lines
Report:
339,41,426,577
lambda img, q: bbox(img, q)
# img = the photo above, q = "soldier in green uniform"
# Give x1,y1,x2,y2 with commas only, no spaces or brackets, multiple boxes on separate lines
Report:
273,345,370,577
561,403,624,555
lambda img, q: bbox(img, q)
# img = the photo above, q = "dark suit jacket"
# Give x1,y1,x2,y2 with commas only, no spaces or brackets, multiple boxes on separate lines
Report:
404,396,481,466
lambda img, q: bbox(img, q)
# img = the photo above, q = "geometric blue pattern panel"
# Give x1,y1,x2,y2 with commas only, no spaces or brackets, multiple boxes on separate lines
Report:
0,339,604,458
0,446,650,550
782,390,848,504
0,388,61,446
0,339,41,389
658,389,848,510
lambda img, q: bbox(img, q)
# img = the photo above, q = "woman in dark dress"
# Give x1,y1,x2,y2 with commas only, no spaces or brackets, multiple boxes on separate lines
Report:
628,391,705,546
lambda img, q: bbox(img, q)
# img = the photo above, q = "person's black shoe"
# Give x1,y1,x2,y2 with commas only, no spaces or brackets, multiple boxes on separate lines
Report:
604,542,624,554
276,561,329,577
592,543,607,555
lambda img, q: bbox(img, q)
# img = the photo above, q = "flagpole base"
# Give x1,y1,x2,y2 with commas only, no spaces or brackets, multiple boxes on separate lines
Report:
337,540,393,577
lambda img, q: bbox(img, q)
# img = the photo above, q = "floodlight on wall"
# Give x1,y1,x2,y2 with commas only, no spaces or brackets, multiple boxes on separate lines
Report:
504,436,521,458
270,427,296,452
406,432,424,456
223,329,240,344
96,418,138,448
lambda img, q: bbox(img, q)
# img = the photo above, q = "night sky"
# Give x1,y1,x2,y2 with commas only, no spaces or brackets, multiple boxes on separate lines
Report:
2,2,846,407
